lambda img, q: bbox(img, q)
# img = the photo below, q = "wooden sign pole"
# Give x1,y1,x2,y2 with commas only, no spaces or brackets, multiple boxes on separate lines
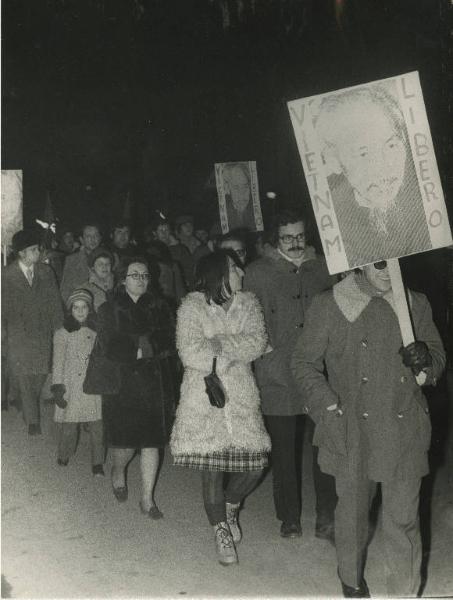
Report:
387,258,425,385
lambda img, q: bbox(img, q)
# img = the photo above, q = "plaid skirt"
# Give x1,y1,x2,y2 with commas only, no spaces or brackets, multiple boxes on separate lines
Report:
173,447,268,472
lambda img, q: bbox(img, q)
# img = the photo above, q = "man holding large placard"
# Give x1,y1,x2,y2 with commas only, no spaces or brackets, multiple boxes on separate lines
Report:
288,72,451,596
291,262,445,596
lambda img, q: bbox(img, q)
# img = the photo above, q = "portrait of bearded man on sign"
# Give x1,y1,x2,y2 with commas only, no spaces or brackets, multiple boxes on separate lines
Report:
312,83,432,268
222,162,258,231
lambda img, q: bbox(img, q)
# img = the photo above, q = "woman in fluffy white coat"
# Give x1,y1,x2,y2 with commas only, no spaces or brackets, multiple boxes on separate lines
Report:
171,249,271,566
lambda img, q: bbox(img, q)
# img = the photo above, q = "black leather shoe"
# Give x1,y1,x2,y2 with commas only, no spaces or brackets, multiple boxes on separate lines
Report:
339,577,370,598
280,521,302,538
28,424,42,436
315,522,335,546
111,468,128,502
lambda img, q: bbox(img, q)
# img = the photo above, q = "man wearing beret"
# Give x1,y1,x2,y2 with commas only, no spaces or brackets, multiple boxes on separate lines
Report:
2,228,64,435
291,261,445,597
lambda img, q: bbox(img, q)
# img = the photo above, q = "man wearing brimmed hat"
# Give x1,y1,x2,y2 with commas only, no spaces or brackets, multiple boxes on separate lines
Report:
2,228,63,435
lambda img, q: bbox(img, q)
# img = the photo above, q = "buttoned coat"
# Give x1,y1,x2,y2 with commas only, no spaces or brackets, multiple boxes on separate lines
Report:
2,261,64,376
291,274,446,482
170,291,271,456
243,246,336,415
52,326,102,422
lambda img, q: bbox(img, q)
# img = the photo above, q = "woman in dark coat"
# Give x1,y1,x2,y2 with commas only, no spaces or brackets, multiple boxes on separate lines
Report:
95,256,177,518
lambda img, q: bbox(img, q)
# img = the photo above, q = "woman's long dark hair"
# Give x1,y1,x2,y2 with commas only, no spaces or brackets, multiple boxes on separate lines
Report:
194,249,242,305
63,303,97,332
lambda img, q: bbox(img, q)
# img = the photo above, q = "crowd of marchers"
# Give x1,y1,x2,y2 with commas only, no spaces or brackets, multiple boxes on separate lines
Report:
1,209,448,598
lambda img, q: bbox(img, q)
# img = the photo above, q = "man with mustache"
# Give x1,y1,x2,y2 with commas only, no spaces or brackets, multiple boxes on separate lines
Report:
291,261,445,597
314,85,431,268
244,209,337,539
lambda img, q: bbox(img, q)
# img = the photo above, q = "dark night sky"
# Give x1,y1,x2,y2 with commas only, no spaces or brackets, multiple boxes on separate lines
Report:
2,0,451,236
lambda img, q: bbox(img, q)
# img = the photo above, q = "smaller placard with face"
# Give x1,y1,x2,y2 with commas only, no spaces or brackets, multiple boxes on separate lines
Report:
214,161,264,233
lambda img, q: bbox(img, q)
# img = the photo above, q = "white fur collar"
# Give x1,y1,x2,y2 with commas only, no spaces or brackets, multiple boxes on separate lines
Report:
333,273,399,322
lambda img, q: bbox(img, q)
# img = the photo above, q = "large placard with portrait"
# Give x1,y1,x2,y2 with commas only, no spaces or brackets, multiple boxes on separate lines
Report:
288,71,452,275
1,170,23,255
214,161,264,233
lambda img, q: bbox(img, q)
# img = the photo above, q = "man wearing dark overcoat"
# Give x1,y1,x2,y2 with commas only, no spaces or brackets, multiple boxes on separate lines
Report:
2,228,64,435
291,262,445,597
244,209,337,539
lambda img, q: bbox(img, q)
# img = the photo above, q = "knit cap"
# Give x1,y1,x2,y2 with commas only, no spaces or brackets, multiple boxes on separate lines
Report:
66,288,94,309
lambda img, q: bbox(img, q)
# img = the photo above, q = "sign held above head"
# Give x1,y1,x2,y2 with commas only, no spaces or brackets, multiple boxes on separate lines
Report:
288,71,452,275
214,161,264,233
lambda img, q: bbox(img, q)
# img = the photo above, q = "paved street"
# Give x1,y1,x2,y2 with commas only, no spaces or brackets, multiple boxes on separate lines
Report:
2,402,452,598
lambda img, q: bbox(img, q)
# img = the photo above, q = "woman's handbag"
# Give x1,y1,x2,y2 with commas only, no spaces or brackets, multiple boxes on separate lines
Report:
204,357,226,408
83,338,121,395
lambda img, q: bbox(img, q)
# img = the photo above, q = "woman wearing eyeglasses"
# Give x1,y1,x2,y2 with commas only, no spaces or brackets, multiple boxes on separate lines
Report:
94,256,177,517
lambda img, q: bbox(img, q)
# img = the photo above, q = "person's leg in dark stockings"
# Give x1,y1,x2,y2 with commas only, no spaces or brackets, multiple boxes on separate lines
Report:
202,470,237,565
201,470,226,525
225,470,262,505
225,470,263,544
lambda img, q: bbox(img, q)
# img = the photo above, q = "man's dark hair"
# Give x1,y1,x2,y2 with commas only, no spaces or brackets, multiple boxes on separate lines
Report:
219,229,246,246
110,220,131,234
80,222,102,237
195,249,242,306
148,216,169,233
269,209,306,246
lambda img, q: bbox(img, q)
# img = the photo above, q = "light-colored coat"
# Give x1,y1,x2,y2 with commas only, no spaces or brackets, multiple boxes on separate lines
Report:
171,291,271,456
291,274,446,482
52,326,102,423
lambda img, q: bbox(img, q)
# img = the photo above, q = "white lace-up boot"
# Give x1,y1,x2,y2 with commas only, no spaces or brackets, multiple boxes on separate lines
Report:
213,522,238,566
226,502,242,544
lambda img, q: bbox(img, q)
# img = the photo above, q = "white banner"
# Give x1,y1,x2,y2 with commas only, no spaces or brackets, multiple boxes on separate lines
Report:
288,71,452,274
1,170,23,253
214,161,264,233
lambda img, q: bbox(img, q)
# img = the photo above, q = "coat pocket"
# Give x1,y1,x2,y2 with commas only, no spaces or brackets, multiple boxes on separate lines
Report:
314,409,348,457
398,399,432,453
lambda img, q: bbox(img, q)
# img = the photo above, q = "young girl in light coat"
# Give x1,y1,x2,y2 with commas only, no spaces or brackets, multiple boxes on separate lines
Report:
51,288,104,475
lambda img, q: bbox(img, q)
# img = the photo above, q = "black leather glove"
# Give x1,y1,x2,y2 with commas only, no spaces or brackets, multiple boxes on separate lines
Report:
399,341,432,375
50,384,68,409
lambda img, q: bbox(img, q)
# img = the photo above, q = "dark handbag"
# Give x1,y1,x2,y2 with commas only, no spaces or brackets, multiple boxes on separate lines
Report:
204,357,225,408
83,337,121,395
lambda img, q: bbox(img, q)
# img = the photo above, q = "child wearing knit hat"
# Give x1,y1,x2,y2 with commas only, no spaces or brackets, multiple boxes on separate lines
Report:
51,288,104,476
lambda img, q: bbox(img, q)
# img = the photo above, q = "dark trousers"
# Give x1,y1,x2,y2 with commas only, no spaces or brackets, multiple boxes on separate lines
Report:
265,414,336,525
57,421,104,466
335,471,422,596
16,373,46,425
202,470,263,526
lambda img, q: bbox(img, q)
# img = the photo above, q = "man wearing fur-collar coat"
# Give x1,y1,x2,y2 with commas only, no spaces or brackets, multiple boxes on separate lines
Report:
244,209,337,539
291,262,445,597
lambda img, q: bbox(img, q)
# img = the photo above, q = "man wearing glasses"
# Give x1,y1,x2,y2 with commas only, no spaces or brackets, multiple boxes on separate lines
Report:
244,209,337,540
291,261,445,597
